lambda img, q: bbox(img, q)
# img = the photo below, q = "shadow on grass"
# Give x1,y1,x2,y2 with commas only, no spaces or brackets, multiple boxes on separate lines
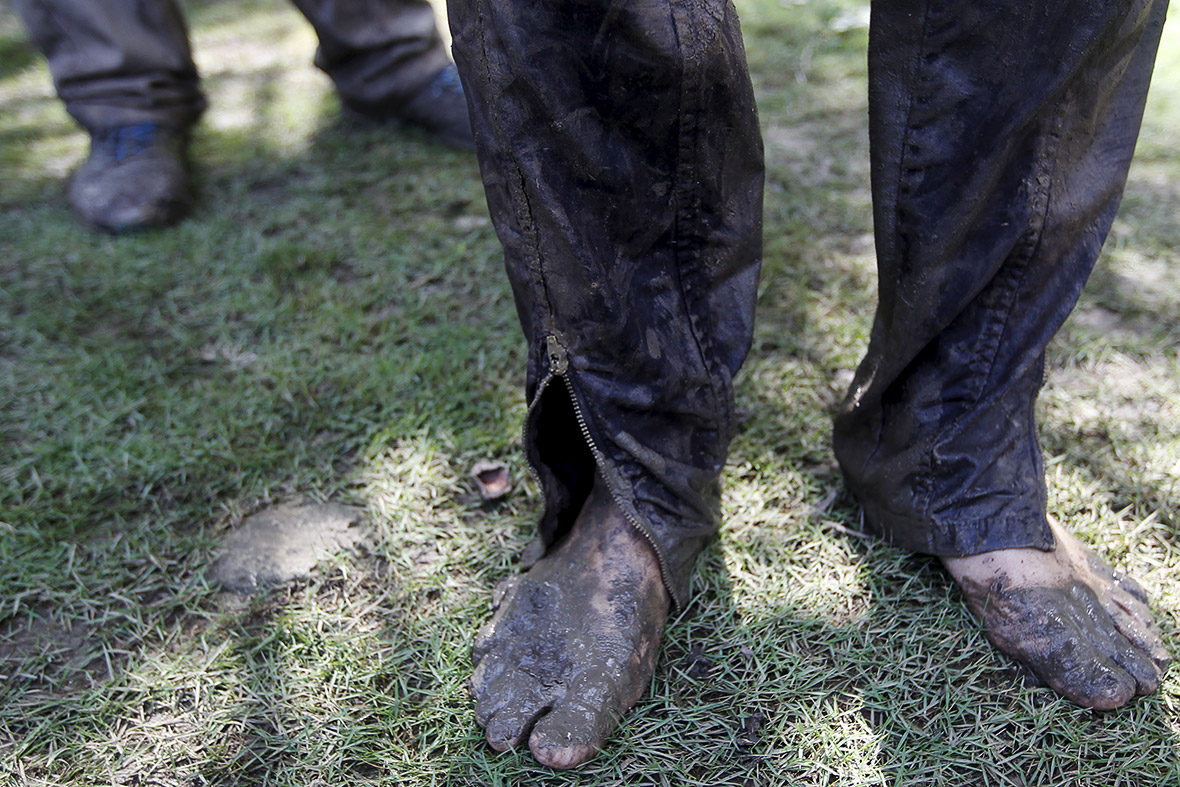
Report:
192,572,423,785
5,0,1180,783
0,9,515,776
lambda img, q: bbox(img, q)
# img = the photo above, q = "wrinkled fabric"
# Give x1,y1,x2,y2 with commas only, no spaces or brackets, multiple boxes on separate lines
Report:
452,0,1169,607
448,0,764,607
834,0,1170,556
18,0,1167,604
15,0,205,129
293,0,450,114
15,0,450,130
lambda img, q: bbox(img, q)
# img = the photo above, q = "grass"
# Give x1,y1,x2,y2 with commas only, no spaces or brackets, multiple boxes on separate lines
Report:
2,1,1179,784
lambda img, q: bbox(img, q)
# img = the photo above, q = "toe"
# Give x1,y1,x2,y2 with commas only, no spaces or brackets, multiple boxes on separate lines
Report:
1063,539,1172,680
982,584,1138,709
1050,585,1144,708
1095,569,1158,630
1097,599,1170,691
471,649,556,750
472,619,499,665
531,739,598,770
473,577,526,663
1085,576,1172,674
528,669,631,770
998,630,1135,709
470,655,542,727
1119,647,1162,696
528,701,609,770
485,701,552,752
1022,615,1136,709
471,675,513,726
1112,571,1150,605
1056,657,1138,711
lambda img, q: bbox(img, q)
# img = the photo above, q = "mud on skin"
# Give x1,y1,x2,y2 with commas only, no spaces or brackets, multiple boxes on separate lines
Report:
944,518,1171,709
470,476,670,769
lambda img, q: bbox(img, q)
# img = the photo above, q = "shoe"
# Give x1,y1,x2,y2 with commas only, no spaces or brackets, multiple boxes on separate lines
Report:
345,64,476,151
68,123,192,234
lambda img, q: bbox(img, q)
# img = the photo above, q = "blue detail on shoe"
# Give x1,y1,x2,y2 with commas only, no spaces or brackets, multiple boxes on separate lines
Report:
340,63,474,150
93,123,163,163
72,123,191,233
419,64,466,102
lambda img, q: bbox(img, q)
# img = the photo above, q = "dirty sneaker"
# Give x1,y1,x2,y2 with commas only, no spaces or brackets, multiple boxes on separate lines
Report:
345,64,475,150
68,123,191,234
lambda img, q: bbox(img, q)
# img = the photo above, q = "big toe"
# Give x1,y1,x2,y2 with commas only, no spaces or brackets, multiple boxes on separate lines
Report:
997,619,1135,709
528,701,611,769
1053,656,1138,710
528,670,631,769
1015,628,1141,708
982,584,1147,709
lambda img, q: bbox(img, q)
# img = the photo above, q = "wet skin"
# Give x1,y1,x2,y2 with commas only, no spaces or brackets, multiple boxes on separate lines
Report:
472,490,1170,768
470,476,669,769
943,518,1171,709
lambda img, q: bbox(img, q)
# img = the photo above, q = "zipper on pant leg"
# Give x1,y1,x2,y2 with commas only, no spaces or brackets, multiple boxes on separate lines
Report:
519,334,682,609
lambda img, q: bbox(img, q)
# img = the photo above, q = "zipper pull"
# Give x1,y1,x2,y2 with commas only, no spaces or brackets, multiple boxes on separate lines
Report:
546,335,569,375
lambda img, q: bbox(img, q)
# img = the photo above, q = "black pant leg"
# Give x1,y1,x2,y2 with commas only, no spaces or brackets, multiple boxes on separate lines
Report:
448,0,764,607
836,0,1170,555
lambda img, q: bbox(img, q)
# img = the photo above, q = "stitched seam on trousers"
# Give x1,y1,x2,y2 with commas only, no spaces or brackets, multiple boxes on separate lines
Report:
853,0,938,491
932,514,1048,553
473,0,556,343
898,16,1059,523
964,122,1062,403
668,0,730,434
923,110,1064,531
960,0,1160,398
887,1,936,518
939,102,1064,431
888,0,935,296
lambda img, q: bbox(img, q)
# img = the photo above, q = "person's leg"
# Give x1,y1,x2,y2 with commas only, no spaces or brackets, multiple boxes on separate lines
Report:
449,0,763,768
15,0,203,232
290,0,472,148
837,0,1171,707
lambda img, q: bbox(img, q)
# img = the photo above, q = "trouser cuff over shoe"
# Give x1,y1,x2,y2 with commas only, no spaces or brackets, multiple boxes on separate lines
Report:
68,123,191,234
343,64,475,150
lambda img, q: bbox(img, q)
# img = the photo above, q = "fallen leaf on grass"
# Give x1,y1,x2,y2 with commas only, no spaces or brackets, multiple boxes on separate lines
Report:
470,460,511,501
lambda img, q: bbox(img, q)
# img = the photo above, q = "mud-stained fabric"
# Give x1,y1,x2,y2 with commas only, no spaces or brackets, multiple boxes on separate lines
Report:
834,0,1170,556
451,0,1169,606
448,0,765,608
14,0,450,130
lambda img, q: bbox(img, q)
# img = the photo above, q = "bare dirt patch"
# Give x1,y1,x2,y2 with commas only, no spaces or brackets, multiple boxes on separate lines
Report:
210,501,369,592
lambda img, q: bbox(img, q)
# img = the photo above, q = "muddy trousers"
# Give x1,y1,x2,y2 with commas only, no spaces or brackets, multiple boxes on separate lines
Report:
14,0,451,131
449,0,1169,607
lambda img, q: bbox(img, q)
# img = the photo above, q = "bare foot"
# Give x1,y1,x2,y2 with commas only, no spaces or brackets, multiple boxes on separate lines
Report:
943,518,1171,709
470,475,670,768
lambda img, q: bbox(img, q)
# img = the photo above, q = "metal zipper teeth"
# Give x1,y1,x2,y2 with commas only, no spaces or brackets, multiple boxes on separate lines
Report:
517,336,681,607
555,365,681,611
518,370,554,491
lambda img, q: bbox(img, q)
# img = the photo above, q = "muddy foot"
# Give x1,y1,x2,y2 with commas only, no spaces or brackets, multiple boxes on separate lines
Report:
470,475,670,768
943,518,1171,709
